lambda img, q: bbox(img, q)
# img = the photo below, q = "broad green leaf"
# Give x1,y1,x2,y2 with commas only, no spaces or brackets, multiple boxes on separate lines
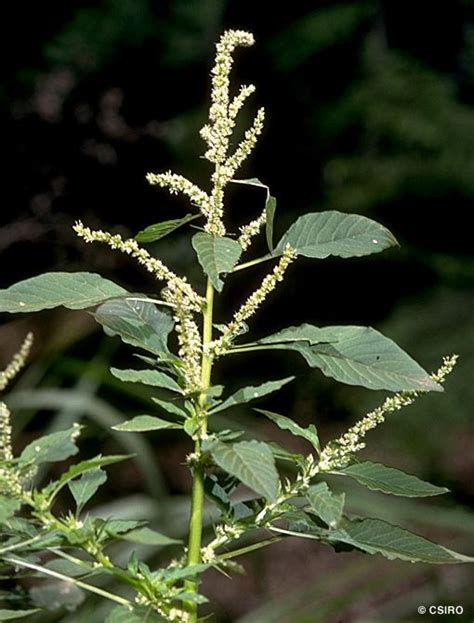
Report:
258,323,339,345
209,377,295,415
306,482,345,527
19,426,81,466
327,517,474,564
337,461,449,497
120,527,181,546
106,606,166,623
95,299,173,355
112,415,181,432
0,497,21,524
210,440,280,501
0,610,40,621
192,232,242,292
30,580,84,611
135,214,199,243
69,468,107,512
56,455,130,489
110,368,182,393
151,397,187,419
0,272,126,313
256,409,320,452
258,325,441,392
103,520,144,538
274,211,398,259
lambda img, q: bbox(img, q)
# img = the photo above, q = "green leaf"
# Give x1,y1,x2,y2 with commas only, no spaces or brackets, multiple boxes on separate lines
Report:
56,455,130,489
337,461,449,497
69,469,107,512
266,196,277,253
29,580,84,611
112,415,181,432
210,440,280,501
106,606,166,623
110,368,182,393
306,482,345,528
151,397,187,419
135,214,199,243
209,377,295,415
0,272,127,313
0,497,21,524
19,426,81,466
95,299,173,355
192,232,242,292
274,211,398,259
0,610,40,621
327,517,474,564
258,325,441,392
256,409,320,452
120,527,181,546
231,178,276,252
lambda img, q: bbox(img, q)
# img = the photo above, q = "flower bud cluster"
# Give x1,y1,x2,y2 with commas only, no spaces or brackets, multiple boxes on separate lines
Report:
0,332,33,391
209,244,297,355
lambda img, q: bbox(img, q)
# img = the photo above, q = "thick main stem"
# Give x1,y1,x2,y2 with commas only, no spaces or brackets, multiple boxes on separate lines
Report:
185,277,214,620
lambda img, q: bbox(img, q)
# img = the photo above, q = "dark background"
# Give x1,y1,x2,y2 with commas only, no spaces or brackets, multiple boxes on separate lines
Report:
1,1,473,621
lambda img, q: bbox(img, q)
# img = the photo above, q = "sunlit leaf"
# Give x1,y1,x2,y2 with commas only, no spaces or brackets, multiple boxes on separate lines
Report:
306,482,345,527
327,518,474,564
69,469,107,512
274,211,398,259
256,409,320,452
258,325,441,392
112,415,181,432
19,426,82,466
337,461,449,497
110,368,182,393
192,232,242,291
210,377,295,414
210,440,279,501
0,273,126,313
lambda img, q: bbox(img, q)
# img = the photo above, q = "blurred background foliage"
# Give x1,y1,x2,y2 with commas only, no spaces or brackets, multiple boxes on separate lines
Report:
1,0,473,621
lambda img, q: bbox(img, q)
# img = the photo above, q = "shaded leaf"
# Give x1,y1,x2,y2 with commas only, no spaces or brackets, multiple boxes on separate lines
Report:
95,299,173,355
337,461,449,497
112,415,181,432
327,517,474,564
256,409,320,452
69,469,107,512
0,611,40,621
192,232,242,291
209,377,295,415
110,368,182,393
56,455,130,489
0,273,126,313
151,397,187,419
30,581,84,611
0,497,21,524
274,211,398,259
120,527,181,546
19,426,81,466
306,482,345,527
210,440,279,501
258,325,441,392
135,214,199,243
106,606,166,623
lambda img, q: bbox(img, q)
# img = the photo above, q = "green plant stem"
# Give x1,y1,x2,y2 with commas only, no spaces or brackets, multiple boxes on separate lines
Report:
185,277,214,620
